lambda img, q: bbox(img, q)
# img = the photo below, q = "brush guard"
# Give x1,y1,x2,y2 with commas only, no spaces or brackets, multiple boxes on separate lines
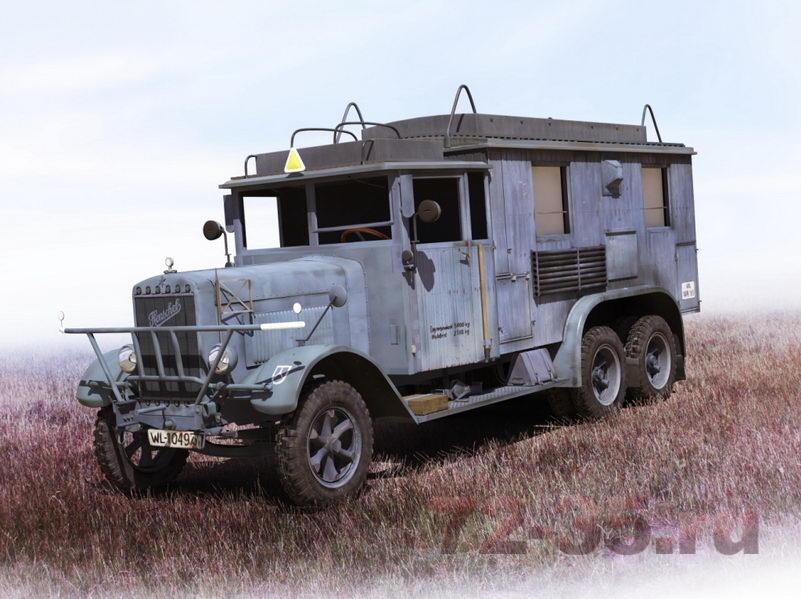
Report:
64,322,305,407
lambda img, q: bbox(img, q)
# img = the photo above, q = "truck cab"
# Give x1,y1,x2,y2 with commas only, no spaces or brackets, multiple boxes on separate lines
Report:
68,86,699,507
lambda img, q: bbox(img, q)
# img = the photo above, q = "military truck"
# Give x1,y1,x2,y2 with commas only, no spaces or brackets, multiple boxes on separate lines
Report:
66,85,699,507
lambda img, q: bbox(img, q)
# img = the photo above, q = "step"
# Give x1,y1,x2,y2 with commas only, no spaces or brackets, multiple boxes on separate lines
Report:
403,393,449,416
410,380,561,424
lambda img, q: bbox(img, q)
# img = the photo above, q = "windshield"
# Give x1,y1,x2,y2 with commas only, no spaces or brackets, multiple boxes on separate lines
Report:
241,187,308,249
241,176,391,249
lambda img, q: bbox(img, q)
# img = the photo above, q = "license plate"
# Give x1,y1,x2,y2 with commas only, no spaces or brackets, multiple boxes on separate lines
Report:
147,429,205,450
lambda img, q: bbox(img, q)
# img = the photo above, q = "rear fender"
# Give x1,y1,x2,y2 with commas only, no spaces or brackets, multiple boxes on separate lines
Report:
552,286,684,387
246,344,414,421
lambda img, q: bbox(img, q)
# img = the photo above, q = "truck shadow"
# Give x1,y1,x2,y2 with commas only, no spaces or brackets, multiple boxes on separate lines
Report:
370,392,555,478
161,391,558,503
171,455,283,501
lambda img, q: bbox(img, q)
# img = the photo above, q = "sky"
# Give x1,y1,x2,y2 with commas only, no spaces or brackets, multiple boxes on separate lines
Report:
1,0,800,348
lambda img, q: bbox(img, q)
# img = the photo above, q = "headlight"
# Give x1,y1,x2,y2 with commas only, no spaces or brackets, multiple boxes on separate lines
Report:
208,345,237,375
118,345,137,373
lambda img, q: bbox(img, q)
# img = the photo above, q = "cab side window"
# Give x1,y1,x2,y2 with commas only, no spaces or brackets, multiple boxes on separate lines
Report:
412,177,461,243
467,173,488,240
315,177,391,244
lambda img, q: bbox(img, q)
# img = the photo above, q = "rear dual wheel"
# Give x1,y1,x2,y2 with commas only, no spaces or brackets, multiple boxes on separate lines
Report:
547,326,628,419
574,325,629,417
624,315,677,401
547,316,678,419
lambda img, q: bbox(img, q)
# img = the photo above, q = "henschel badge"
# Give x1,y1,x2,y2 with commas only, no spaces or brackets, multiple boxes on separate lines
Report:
148,299,182,327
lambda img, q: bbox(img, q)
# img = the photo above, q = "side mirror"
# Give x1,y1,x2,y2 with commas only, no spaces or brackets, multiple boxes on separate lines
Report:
328,285,348,308
417,200,442,224
203,220,233,267
203,220,225,241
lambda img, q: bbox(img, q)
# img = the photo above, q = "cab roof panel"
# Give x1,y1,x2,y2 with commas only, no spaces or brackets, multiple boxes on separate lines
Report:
223,112,692,187
363,113,648,145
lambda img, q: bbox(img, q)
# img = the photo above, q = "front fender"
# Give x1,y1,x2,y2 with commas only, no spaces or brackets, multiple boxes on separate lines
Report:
76,349,125,408
246,344,412,419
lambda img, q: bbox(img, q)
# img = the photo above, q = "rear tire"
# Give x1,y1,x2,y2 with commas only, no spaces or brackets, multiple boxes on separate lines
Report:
93,407,187,492
274,380,373,508
624,315,677,402
547,326,628,420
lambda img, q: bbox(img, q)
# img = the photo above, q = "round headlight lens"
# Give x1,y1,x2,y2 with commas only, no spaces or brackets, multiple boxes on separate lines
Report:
208,345,237,375
118,345,137,373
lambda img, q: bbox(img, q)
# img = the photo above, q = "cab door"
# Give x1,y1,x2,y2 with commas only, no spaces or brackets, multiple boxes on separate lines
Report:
411,174,496,371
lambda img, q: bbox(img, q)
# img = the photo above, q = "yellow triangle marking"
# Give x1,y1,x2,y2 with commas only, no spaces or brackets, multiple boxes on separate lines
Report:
284,147,306,173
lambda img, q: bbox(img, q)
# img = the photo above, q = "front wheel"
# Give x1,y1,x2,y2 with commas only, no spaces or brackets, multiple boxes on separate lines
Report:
274,380,374,508
93,407,187,492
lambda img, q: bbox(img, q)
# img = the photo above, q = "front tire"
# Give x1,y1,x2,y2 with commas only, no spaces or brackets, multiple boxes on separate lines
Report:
93,407,187,492
274,380,374,508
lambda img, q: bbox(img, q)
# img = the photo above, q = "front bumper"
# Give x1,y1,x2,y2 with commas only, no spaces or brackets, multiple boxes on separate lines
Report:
67,321,305,431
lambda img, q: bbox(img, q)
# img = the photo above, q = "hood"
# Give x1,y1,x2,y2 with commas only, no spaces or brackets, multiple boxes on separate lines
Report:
131,255,369,368
135,257,347,305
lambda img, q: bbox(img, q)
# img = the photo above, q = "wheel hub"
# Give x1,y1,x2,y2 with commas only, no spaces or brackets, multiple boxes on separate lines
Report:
307,407,361,489
644,332,671,390
646,353,661,375
592,366,609,391
591,344,621,406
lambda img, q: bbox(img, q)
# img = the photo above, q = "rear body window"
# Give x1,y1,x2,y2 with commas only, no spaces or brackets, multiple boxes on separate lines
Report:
532,165,570,236
642,167,670,228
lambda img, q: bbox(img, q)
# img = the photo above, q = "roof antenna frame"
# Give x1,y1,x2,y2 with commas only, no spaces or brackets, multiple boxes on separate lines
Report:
444,84,478,148
335,101,366,143
244,154,257,177
640,104,663,143
291,127,358,147
333,121,402,142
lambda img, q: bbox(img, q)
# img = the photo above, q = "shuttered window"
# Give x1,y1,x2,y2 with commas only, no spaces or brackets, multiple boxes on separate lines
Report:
532,165,570,236
643,167,670,228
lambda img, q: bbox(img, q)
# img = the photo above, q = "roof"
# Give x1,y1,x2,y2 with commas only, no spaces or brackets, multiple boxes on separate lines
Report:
220,160,490,190
220,112,694,189
365,113,647,144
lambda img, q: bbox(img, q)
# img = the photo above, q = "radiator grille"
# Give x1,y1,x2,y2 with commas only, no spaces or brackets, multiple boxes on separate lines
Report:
133,293,203,400
533,246,607,297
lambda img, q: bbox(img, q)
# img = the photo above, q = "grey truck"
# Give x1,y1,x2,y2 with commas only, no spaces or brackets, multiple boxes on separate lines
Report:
67,86,700,507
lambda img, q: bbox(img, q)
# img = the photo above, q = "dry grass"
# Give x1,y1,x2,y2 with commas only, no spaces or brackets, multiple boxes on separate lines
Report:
1,313,801,597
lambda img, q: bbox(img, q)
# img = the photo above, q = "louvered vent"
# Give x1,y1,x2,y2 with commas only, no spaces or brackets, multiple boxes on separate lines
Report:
533,246,607,296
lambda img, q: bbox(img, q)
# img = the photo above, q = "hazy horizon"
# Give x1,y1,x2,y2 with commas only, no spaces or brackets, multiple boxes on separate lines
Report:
1,0,800,350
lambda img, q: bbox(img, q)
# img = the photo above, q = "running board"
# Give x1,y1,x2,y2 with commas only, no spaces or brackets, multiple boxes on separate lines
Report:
411,380,561,424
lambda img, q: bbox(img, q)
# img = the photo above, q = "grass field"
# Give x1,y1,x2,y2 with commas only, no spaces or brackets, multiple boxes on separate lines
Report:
1,313,800,597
